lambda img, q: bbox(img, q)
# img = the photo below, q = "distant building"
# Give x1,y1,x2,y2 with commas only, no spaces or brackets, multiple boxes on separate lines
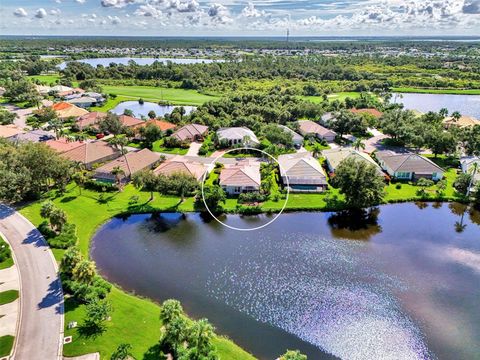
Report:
460,156,480,190
118,114,144,128
51,102,89,119
75,112,107,130
67,96,98,108
9,129,54,143
350,108,383,118
133,119,176,132
376,151,444,181
219,162,261,195
94,148,161,182
443,116,480,129
277,124,303,147
278,152,328,192
297,120,336,142
323,147,384,176
216,127,259,147
171,124,208,142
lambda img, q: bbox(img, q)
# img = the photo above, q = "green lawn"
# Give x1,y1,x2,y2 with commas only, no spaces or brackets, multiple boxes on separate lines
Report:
0,335,14,357
152,139,188,155
27,74,61,85
101,85,220,106
0,290,19,305
301,91,361,104
0,235,13,270
392,87,480,95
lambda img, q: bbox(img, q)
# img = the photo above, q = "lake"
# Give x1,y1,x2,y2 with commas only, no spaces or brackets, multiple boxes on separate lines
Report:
58,57,222,70
111,101,195,118
392,93,480,118
91,203,480,360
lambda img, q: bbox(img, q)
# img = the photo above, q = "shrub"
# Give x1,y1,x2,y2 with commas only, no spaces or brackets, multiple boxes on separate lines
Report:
236,204,262,215
38,220,57,239
48,223,78,249
84,180,118,192
0,237,11,263
395,183,402,189
238,192,266,204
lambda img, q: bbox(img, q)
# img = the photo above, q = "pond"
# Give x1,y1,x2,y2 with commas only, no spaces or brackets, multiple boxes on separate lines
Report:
391,93,480,118
111,101,195,119
91,203,480,360
58,57,223,70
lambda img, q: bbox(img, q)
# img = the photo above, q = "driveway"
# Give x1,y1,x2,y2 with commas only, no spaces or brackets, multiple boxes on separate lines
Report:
186,142,202,156
0,205,63,360
2,105,34,129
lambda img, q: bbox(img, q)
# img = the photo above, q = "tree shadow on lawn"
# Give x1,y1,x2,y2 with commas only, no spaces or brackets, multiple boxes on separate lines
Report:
143,343,167,360
60,196,78,203
77,323,107,339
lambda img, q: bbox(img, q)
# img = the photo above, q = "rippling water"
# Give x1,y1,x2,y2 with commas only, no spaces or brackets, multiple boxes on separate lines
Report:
91,203,480,360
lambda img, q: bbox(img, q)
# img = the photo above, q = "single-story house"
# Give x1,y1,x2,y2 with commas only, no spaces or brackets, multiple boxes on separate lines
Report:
45,138,86,153
59,140,121,169
323,147,384,176
8,129,54,143
67,96,98,109
51,85,74,93
321,112,336,124
376,151,444,181
460,156,480,190
51,102,89,120
297,120,337,143
132,119,176,132
350,108,383,118
0,125,24,139
118,114,144,128
443,116,480,129
154,156,210,181
278,153,328,192
219,162,261,195
216,127,260,147
277,125,303,147
35,84,51,96
75,112,107,131
84,92,105,103
172,124,208,142
94,148,161,183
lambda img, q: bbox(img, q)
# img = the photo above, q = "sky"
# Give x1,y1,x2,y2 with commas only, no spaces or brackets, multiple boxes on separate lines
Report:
1,0,480,36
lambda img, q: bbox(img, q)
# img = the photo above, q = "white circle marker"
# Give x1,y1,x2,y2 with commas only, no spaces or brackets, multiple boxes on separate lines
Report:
201,147,290,232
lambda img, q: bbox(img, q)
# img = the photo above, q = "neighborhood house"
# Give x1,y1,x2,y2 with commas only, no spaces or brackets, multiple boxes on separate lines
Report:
55,140,121,169
75,112,107,130
323,147,384,176
297,120,337,142
216,127,260,147
219,162,261,195
154,156,210,181
278,153,328,192
171,124,208,142
277,124,304,147
376,151,444,181
460,156,480,190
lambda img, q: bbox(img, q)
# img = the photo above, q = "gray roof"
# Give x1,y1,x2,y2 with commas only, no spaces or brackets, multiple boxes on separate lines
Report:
68,97,97,104
277,125,303,143
9,130,54,143
278,153,327,185
376,151,444,174
323,147,383,175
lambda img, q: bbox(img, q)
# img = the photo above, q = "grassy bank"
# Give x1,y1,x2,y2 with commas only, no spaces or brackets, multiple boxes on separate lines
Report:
301,91,361,104
0,290,19,305
0,335,14,357
27,74,61,84
392,87,480,95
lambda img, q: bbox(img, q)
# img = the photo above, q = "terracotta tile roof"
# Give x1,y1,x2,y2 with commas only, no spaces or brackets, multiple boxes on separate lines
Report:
220,164,261,187
118,114,144,127
95,148,161,178
298,120,337,138
0,125,24,138
154,156,207,181
45,138,85,153
133,119,176,132
60,140,120,165
52,102,72,111
52,102,89,119
172,124,208,142
76,112,107,129
351,108,383,118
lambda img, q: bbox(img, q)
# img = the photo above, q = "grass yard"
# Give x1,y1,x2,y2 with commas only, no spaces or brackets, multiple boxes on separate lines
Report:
0,335,14,357
392,87,480,95
0,290,19,305
0,236,13,270
301,91,361,104
101,85,220,106
152,139,188,155
27,74,61,85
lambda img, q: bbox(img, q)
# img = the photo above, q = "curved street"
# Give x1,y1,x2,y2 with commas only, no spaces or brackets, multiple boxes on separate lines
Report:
0,205,63,360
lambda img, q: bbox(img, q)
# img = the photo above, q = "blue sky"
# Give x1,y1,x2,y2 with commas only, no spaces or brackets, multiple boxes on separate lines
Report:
1,0,479,36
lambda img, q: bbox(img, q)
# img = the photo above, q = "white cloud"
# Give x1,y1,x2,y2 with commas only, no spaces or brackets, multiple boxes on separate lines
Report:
207,3,233,24
108,15,121,24
135,4,163,18
50,8,62,16
169,0,200,13
76,0,87,4
13,8,28,17
35,8,48,19
241,2,266,18
101,0,136,8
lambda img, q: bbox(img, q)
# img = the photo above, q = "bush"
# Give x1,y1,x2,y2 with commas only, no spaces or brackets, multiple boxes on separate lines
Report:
38,220,57,239
84,180,118,192
236,204,262,215
48,223,78,249
395,183,402,189
238,192,266,204
0,237,11,263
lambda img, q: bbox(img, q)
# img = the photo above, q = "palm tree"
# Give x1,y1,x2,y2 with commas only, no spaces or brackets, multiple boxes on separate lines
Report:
72,259,96,284
352,138,365,151
452,111,462,122
111,166,126,190
311,143,323,158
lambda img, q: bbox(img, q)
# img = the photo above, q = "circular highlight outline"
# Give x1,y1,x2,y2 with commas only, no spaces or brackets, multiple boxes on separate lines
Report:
201,147,290,232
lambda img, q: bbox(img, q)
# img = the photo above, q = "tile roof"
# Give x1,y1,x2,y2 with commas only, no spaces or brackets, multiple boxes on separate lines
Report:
154,156,207,181
9,130,54,142
323,147,382,174
278,153,327,185
45,138,85,153
118,114,144,127
277,125,303,143
52,102,72,111
76,112,107,129
219,164,261,187
60,140,120,165
298,120,337,138
0,125,24,138
52,102,89,119
376,151,444,174
172,124,208,141
350,108,383,118
216,127,259,143
133,119,177,132
95,148,160,177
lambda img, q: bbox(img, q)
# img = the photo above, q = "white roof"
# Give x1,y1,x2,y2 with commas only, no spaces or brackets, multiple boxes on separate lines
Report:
217,127,259,143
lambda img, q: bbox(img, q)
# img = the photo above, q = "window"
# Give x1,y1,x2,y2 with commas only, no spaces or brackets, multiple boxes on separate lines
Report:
234,187,242,193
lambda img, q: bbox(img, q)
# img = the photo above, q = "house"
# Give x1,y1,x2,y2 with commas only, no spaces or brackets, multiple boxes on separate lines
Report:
59,140,121,169
45,138,86,153
51,85,74,93
216,127,259,147
8,129,54,143
443,116,480,129
133,119,176,132
35,84,51,96
350,108,383,118
51,102,89,120
277,125,303,147
297,120,337,142
75,112,107,130
460,156,480,190
118,114,144,128
171,124,208,142
0,125,24,139
67,96,98,108
321,112,336,124
323,147,384,176
94,148,161,183
154,156,210,181
219,162,261,195
278,153,328,192
376,151,444,181
84,92,105,103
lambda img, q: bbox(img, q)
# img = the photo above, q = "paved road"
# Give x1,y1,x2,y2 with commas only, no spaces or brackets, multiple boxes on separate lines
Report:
2,104,34,129
0,205,63,360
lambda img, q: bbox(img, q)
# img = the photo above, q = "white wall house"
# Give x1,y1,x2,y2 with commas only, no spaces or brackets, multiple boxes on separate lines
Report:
216,127,260,148
219,164,261,195
376,151,444,181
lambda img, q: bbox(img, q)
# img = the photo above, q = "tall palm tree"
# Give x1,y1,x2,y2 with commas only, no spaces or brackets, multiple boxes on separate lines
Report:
312,143,323,158
111,166,126,190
